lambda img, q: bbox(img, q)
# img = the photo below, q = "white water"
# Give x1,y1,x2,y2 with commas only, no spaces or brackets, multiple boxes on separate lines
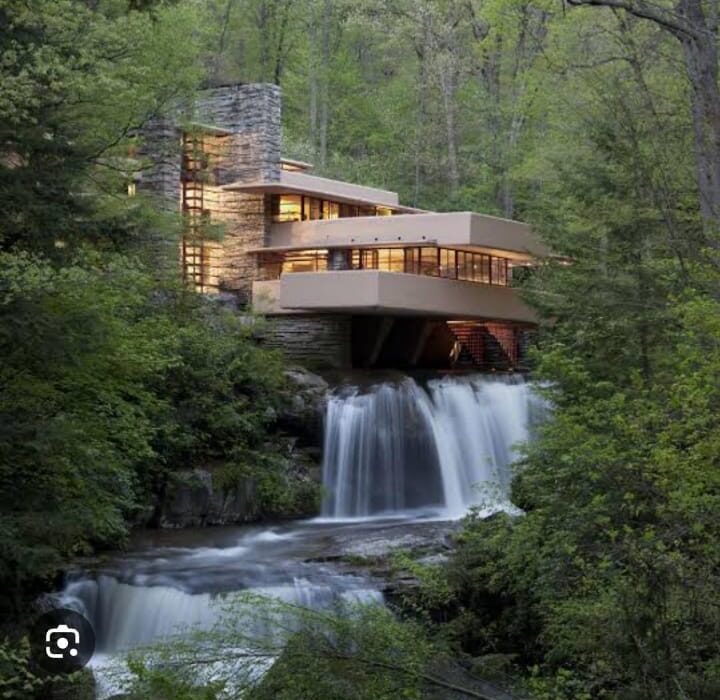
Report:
61,573,381,654
322,374,538,519
56,372,543,697
58,525,384,698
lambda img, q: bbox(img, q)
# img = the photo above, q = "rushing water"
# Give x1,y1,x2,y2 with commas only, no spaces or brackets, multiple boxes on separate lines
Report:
322,374,538,519
55,372,541,697
58,522,386,697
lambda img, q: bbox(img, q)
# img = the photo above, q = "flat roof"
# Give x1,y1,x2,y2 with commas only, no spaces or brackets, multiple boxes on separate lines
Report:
274,271,538,323
281,157,314,171
221,170,424,212
185,121,234,136
248,212,547,258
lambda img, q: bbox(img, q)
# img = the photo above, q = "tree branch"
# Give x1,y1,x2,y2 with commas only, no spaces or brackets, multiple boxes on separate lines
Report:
565,0,699,39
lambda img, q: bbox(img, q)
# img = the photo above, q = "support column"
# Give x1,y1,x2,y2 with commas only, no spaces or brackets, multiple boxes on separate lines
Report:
366,317,395,367
410,321,438,366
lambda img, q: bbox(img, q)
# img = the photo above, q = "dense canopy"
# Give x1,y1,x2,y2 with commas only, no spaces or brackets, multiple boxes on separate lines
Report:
1,1,719,698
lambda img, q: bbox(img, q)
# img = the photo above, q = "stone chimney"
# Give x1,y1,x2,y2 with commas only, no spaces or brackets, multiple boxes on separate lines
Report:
138,83,282,203
137,84,283,305
192,83,281,185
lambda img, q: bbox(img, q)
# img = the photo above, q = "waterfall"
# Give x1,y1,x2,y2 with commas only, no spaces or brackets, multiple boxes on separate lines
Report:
60,560,383,698
60,574,381,655
50,373,543,698
321,374,538,519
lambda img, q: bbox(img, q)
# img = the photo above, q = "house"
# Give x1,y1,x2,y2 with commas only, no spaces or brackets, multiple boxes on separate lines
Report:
139,83,546,370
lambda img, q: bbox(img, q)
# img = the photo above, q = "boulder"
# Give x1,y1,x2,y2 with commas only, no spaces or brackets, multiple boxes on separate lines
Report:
159,469,259,528
277,367,329,445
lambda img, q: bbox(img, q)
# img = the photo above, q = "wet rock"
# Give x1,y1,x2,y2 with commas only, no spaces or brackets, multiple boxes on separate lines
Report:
277,367,329,444
159,469,259,528
327,519,459,560
416,552,450,567
285,445,323,486
285,367,330,393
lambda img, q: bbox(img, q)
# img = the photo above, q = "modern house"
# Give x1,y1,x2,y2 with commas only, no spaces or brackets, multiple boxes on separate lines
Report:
139,83,546,370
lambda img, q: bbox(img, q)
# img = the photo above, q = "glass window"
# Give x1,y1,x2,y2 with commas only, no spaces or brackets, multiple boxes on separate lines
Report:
490,257,506,285
405,248,419,275
260,245,513,286
479,255,491,284
308,197,322,220
282,250,327,273
271,198,394,221
377,249,390,270
420,248,437,276
388,249,404,272
339,203,358,218
271,194,302,222
325,201,339,219
457,251,471,281
258,253,283,280
440,249,456,278
360,249,378,269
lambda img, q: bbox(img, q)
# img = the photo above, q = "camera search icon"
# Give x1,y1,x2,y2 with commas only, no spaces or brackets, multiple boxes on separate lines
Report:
30,608,95,674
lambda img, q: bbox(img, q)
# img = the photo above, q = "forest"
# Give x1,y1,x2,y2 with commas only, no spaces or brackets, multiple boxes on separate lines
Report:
1,0,719,698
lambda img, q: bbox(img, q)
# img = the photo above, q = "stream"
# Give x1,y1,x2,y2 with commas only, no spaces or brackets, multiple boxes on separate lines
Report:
54,373,542,696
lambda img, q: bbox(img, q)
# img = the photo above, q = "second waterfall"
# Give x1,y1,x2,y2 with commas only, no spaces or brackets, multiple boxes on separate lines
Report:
321,374,539,519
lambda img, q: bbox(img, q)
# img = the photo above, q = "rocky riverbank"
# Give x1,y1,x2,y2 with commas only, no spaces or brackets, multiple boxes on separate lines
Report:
143,367,331,529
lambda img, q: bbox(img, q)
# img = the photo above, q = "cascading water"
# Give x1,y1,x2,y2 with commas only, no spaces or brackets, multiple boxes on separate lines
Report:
57,525,384,698
53,372,543,698
322,374,539,519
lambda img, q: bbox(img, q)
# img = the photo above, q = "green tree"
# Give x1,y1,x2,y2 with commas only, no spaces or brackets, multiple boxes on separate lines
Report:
0,0,203,254
0,1,291,620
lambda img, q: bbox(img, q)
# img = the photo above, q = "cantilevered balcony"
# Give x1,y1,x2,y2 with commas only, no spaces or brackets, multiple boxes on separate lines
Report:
252,270,537,324
253,211,547,259
222,169,421,213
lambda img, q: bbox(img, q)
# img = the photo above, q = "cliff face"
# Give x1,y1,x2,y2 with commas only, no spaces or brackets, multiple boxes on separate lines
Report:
147,366,329,529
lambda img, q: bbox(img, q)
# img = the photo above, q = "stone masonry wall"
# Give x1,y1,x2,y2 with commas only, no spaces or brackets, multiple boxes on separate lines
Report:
193,84,281,184
261,315,352,369
134,116,183,275
136,115,182,206
204,189,272,303
138,84,281,304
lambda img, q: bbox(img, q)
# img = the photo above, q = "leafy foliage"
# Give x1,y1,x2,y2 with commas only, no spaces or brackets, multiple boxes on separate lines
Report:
2,2,720,699
0,0,290,620
0,637,94,700
117,594,437,700
0,250,286,615
0,0,204,255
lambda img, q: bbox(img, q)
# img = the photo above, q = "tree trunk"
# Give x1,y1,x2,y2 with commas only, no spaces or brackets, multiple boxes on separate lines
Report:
567,0,720,239
413,15,431,206
440,66,460,197
319,0,331,167
273,0,294,85
309,10,318,150
678,1,720,235
257,1,270,82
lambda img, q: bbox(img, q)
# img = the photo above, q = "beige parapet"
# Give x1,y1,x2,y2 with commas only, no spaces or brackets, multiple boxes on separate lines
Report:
252,270,537,323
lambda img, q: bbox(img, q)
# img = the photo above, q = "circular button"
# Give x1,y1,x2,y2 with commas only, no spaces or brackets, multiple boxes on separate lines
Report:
29,608,95,674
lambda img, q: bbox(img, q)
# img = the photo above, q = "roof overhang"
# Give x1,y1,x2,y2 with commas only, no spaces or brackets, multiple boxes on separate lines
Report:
281,157,314,171
250,212,547,258
184,121,234,136
220,169,424,213
253,271,538,323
